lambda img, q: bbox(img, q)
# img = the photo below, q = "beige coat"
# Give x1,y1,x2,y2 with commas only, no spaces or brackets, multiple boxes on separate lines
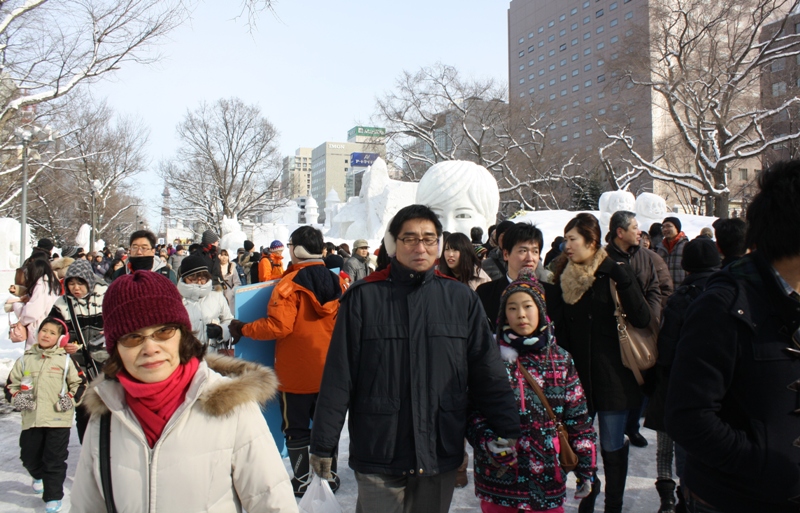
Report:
70,354,298,513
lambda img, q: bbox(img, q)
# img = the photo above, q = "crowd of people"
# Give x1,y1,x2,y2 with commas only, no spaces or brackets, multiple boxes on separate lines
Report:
3,160,800,513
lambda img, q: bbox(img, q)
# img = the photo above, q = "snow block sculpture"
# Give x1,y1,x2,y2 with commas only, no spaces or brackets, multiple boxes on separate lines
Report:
416,160,499,236
331,158,418,240
74,224,104,253
598,190,636,234
220,215,247,257
635,192,669,233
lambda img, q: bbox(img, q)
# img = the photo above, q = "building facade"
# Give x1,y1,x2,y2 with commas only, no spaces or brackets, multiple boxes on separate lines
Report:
281,148,313,200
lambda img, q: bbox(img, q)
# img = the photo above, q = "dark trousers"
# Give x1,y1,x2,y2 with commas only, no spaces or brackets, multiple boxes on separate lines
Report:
19,427,70,502
355,469,457,513
686,492,723,513
75,404,91,444
280,391,318,442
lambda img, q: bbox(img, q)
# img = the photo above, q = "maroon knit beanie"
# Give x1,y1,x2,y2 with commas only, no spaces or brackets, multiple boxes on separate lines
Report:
103,270,191,353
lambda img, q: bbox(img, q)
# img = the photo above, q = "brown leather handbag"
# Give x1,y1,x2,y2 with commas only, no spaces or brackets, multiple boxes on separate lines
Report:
517,361,579,472
609,280,658,385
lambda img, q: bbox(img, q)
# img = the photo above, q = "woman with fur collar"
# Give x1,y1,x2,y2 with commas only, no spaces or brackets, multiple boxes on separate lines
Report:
70,271,297,513
547,213,651,513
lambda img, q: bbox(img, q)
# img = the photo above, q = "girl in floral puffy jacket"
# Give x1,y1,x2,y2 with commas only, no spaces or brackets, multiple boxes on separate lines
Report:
466,268,596,513
7,317,83,513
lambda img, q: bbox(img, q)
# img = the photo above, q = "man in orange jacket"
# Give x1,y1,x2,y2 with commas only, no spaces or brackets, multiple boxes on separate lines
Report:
257,240,285,282
229,226,341,497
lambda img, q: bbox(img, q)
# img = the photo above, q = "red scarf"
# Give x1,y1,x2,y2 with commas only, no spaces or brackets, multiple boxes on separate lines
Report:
117,357,200,447
663,232,686,254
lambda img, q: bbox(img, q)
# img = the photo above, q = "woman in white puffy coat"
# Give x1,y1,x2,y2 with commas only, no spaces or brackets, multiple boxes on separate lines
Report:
178,254,234,353
70,271,297,513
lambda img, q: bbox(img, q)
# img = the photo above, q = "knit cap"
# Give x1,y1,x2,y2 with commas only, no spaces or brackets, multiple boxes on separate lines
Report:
243,240,255,252
65,259,97,291
497,267,550,340
662,216,682,233
681,237,721,273
37,238,54,252
269,240,284,252
201,230,220,245
103,271,191,353
61,246,78,258
179,253,212,278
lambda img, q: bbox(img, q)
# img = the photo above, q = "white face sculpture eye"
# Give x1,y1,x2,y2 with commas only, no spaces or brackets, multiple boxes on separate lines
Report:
455,213,472,219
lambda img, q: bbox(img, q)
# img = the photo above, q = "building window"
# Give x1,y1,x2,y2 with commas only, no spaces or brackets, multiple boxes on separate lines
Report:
626,81,634,89
585,95,592,103
610,2,618,10
539,40,545,47
529,32,534,38
519,51,524,57
550,64,556,71
596,9,604,17
626,29,634,37
584,16,591,24
560,14,566,21
549,20,555,27
561,89,568,96
586,128,593,135
572,38,579,45
625,10,633,19
611,35,619,43
539,69,545,75
598,74,606,82
529,73,535,79
528,45,535,52
598,59,605,66
539,26,544,33
519,92,525,97
611,52,619,60
519,64,525,71
771,59,785,72
739,168,748,180
520,78,525,84
573,100,580,106
773,82,786,96
550,78,556,85
562,135,569,142
572,23,578,30
562,120,569,126
560,58,567,65
561,73,568,81
584,48,592,55
585,63,592,71
560,43,567,51
529,87,535,94
585,113,592,119
539,83,545,90
612,103,620,110
549,49,556,56
573,84,580,91
560,29,567,36
519,37,525,44
572,53,579,61
597,25,605,33
612,86,620,94
583,0,590,7
597,42,605,49
539,54,545,61
573,116,580,123
610,18,618,27
549,34,556,42
571,7,578,14
529,59,535,66
585,79,593,87
584,31,591,40
572,69,580,76
599,108,606,115
574,132,581,139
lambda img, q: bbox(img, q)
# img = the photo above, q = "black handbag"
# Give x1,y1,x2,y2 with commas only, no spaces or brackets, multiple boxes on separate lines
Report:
100,412,118,513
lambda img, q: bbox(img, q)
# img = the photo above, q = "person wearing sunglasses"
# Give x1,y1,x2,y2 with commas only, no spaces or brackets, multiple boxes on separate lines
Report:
70,271,297,513
665,161,800,513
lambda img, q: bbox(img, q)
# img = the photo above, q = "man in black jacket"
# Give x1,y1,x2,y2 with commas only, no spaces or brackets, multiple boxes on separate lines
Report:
665,161,800,513
310,205,520,513
480,219,515,280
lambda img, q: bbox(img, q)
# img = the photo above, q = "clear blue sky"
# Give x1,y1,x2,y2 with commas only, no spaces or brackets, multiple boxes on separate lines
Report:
91,0,511,224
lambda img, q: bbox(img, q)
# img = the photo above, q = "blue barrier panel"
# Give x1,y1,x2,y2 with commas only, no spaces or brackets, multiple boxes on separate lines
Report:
232,279,285,455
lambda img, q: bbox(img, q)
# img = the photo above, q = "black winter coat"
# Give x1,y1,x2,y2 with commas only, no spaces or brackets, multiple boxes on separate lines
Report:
665,252,800,513
476,277,510,331
311,260,521,476
546,257,651,413
643,270,712,432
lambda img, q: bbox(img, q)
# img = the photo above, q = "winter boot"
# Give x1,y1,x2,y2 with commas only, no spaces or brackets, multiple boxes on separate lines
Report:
328,449,341,494
656,479,677,513
286,438,311,497
455,451,469,488
601,441,629,513
675,485,687,513
578,477,602,513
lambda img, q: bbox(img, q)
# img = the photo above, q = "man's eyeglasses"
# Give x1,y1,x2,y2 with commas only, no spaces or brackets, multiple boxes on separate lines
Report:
129,245,152,253
118,325,180,348
397,236,438,247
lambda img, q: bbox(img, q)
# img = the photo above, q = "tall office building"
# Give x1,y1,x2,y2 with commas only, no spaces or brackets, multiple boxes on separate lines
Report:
508,0,764,215
281,148,313,200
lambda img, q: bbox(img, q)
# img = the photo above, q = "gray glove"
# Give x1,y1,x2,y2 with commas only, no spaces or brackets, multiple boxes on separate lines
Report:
12,392,36,411
310,453,332,480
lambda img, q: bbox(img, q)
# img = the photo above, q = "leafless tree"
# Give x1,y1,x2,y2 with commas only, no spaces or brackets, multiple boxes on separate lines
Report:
160,97,284,233
375,63,577,217
603,0,800,217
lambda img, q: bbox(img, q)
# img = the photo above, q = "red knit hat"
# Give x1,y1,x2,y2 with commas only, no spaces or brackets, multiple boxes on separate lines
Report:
103,271,191,352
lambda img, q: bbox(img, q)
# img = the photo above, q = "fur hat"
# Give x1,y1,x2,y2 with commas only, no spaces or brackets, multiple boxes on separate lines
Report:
180,253,212,278
65,259,97,292
269,240,284,252
681,237,721,273
662,216,682,233
497,267,549,337
201,230,220,245
243,240,255,252
103,271,191,353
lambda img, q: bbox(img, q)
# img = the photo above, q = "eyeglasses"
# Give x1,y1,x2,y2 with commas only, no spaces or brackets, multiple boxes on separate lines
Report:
117,325,180,348
129,245,152,254
397,236,438,247
183,274,209,285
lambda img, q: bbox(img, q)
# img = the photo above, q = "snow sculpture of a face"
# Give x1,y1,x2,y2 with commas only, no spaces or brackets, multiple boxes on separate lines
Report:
635,192,668,232
220,216,241,236
598,190,636,232
415,161,499,236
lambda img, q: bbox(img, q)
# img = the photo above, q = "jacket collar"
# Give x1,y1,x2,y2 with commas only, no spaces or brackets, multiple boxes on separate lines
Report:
82,354,279,418
606,240,639,260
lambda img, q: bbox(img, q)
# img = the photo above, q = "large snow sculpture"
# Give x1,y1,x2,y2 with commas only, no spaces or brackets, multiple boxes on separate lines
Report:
74,224,104,253
219,215,247,257
635,192,669,233
415,161,499,236
304,196,319,225
0,218,31,268
330,158,418,240
598,190,636,233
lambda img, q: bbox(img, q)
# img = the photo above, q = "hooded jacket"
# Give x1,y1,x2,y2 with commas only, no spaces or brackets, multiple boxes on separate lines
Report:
178,281,233,347
665,252,800,512
7,344,82,430
257,253,284,283
242,260,341,394
50,260,108,361
70,355,298,513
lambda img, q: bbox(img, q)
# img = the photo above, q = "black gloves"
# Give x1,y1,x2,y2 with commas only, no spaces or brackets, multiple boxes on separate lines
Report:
608,261,633,289
206,324,223,340
228,319,245,345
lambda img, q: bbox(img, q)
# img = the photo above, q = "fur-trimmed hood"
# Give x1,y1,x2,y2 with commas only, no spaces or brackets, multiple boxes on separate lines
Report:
82,353,279,418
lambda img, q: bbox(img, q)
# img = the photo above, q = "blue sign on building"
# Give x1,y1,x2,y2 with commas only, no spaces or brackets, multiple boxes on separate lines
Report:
350,152,379,167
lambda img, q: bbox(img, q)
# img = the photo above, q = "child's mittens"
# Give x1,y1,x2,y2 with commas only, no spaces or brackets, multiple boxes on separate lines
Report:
12,392,36,411
486,437,518,467
575,477,593,499
55,394,74,412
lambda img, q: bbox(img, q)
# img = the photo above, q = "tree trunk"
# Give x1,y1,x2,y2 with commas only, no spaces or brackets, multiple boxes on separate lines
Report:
714,192,729,219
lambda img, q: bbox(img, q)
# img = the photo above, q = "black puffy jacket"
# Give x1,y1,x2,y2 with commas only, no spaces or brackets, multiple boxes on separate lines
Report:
311,259,521,476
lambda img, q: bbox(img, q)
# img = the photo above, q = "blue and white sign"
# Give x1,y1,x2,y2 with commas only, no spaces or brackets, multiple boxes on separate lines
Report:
350,152,379,167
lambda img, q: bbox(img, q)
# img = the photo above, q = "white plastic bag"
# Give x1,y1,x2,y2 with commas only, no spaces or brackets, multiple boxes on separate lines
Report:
298,474,342,513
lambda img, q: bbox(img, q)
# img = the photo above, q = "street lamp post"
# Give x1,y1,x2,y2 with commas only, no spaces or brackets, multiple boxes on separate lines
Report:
15,126,53,267
89,179,102,254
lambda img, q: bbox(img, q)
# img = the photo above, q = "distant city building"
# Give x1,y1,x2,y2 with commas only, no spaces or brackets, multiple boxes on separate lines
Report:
281,148,313,199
